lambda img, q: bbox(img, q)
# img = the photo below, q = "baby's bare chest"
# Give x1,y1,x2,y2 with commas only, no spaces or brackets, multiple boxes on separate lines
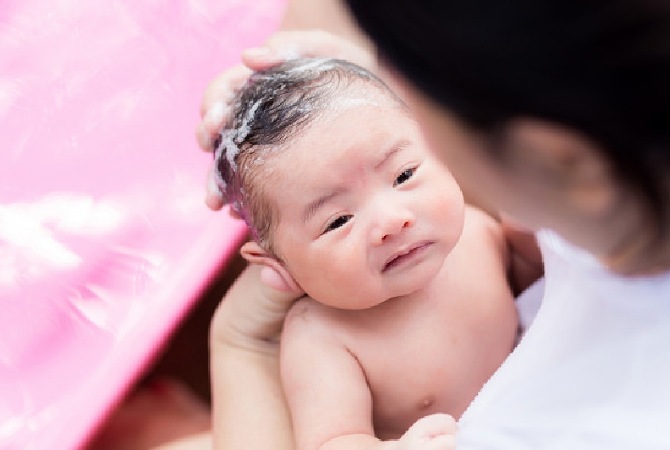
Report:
335,269,513,437
331,292,477,438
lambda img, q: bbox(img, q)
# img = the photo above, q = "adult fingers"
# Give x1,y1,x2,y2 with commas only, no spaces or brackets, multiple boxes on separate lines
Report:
211,264,304,352
197,64,252,154
204,165,225,211
242,30,374,72
198,31,373,154
199,63,252,119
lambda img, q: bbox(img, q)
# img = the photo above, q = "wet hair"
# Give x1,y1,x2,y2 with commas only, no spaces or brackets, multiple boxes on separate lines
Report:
214,58,402,253
345,0,670,230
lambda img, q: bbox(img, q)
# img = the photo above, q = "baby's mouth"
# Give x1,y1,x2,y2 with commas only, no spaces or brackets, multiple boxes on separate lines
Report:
382,241,433,272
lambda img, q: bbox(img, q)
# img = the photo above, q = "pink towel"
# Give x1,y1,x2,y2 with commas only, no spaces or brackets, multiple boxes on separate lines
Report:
0,1,282,448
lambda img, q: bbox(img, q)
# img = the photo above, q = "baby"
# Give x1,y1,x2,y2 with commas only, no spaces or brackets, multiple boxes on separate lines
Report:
214,58,519,450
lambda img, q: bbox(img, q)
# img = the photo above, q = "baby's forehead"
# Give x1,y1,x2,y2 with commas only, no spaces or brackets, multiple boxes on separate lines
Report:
241,77,407,204
327,80,402,109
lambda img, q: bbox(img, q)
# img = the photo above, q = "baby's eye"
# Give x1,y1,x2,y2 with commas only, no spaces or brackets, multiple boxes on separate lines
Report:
394,167,416,187
323,214,352,234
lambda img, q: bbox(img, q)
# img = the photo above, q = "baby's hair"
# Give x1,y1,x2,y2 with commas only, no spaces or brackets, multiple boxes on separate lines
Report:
214,58,402,254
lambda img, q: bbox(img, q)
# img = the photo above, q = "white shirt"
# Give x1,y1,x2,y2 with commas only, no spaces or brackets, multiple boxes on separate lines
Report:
457,230,670,449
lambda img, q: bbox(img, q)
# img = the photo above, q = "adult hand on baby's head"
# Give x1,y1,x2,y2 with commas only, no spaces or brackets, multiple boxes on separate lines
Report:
197,62,252,211
210,263,304,355
240,30,375,73
196,30,374,210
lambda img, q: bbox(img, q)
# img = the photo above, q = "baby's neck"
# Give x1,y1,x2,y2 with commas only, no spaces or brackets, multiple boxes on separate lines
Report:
371,267,445,314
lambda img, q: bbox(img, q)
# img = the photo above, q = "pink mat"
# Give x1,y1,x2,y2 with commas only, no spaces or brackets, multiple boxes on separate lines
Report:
0,1,283,448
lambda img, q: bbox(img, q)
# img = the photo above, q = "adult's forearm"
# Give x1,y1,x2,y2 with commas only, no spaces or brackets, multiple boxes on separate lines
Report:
206,4,373,449
210,343,294,450
279,0,372,51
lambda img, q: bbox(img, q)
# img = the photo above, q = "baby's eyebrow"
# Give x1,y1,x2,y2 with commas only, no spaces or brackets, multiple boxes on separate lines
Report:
302,187,347,225
374,139,411,170
301,140,411,225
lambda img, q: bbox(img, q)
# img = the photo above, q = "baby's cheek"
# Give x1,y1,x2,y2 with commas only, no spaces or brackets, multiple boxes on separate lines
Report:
435,200,465,243
324,251,364,285
320,257,373,308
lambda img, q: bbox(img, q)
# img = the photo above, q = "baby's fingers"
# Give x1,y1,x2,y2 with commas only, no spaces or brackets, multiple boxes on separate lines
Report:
401,414,458,450
422,435,457,450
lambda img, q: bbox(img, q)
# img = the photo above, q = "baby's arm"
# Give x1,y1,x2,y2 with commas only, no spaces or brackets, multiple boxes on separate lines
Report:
280,300,379,450
280,301,456,450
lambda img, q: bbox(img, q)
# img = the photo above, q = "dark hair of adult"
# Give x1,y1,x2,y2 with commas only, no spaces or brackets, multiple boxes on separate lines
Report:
345,0,670,232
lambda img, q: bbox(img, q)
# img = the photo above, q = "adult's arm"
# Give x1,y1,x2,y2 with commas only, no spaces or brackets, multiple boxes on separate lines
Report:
209,264,301,450
278,0,371,50
205,4,376,448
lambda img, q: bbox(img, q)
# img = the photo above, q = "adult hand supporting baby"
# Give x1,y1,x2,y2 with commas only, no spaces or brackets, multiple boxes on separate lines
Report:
196,30,375,210
209,263,304,450
210,263,303,352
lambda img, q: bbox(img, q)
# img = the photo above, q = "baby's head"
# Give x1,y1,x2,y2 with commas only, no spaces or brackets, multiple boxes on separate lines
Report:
215,58,465,308
214,58,403,253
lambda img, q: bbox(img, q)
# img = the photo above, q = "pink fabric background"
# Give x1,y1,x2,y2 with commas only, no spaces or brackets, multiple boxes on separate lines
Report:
0,1,283,448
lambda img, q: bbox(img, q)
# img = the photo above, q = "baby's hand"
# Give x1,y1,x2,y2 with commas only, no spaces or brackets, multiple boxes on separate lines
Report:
196,30,374,210
395,414,458,450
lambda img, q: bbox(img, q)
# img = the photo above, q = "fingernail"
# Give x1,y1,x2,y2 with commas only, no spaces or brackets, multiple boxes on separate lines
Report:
204,101,226,128
276,45,300,61
243,47,271,59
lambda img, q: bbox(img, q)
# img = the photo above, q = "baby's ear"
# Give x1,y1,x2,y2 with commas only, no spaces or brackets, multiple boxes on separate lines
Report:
240,241,301,292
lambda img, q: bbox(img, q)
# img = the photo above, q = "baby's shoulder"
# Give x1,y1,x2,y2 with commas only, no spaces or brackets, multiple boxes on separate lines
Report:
462,205,505,246
282,296,344,343
284,296,326,327
453,205,509,271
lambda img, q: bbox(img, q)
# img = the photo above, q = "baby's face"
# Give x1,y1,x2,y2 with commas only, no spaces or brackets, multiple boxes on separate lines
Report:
266,95,466,309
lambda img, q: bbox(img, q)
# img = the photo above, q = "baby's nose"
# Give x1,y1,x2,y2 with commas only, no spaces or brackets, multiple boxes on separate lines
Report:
370,208,415,244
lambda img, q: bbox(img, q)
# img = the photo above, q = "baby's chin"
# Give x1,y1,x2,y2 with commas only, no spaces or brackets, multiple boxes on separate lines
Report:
310,290,390,311
301,257,446,310
386,252,446,290
364,272,441,307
